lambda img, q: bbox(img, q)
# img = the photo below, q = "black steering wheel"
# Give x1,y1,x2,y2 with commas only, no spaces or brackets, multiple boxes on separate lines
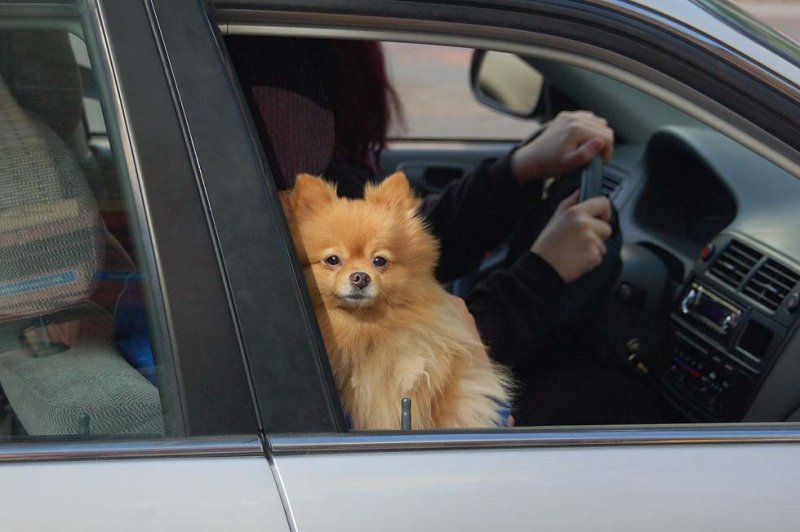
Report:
580,155,604,202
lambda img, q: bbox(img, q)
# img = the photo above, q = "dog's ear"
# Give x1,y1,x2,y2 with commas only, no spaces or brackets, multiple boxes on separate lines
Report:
289,174,338,217
365,172,420,218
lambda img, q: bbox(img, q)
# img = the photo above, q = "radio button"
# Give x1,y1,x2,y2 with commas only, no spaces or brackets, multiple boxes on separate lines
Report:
788,292,800,312
681,289,702,314
721,312,741,332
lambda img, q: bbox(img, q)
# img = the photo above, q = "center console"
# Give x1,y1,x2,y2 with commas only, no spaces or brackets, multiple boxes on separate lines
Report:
660,236,799,422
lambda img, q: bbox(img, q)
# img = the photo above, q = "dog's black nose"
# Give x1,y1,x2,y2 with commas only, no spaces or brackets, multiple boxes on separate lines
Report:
349,271,371,289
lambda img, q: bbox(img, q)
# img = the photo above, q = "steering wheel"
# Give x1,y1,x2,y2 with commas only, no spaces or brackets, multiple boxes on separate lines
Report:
580,155,604,202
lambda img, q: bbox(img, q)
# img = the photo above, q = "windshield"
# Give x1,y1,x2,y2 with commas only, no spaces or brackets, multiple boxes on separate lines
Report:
695,0,800,65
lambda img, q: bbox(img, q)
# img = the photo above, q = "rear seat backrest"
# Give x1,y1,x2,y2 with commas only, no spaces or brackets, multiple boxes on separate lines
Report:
0,76,103,320
0,70,164,437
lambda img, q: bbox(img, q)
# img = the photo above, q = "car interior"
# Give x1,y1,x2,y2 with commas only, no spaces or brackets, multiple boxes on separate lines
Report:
0,27,165,438
223,33,800,427
1,19,799,437
463,50,800,424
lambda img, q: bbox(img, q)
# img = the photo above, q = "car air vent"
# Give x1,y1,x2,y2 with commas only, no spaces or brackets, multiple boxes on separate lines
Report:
601,172,622,197
708,240,762,289
743,259,800,311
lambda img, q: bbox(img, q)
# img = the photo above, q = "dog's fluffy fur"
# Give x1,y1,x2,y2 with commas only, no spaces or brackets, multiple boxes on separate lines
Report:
284,172,513,430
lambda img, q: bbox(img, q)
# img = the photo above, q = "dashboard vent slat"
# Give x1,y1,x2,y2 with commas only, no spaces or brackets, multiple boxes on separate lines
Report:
709,240,762,289
761,261,798,288
601,172,623,197
743,258,800,311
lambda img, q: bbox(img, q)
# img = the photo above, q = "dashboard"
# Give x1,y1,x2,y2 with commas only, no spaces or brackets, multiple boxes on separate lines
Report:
607,126,800,422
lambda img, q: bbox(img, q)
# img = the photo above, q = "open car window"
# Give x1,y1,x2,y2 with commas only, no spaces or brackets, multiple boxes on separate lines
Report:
220,30,800,434
383,42,533,140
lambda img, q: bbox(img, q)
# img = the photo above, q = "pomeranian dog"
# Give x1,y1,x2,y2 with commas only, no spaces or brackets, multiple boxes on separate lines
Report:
283,172,513,430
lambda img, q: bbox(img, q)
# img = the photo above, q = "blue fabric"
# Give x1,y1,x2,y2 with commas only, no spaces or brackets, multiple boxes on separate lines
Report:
491,397,513,427
117,333,156,384
113,278,156,384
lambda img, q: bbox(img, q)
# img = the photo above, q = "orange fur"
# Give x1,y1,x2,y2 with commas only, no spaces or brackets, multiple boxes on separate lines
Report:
285,172,513,429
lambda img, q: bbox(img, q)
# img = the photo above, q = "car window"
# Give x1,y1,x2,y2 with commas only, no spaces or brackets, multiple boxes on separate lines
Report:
0,20,176,440
221,31,800,434
383,42,534,140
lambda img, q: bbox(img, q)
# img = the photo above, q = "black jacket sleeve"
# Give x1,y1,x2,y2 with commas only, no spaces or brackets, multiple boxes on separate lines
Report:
422,153,542,282
466,251,565,369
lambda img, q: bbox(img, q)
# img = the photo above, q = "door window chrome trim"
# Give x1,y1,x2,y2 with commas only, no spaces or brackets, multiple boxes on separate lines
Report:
0,436,264,463
269,425,800,455
214,4,800,102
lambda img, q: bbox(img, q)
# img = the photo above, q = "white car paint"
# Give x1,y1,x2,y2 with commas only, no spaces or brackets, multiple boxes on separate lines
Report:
275,443,800,531
0,456,289,531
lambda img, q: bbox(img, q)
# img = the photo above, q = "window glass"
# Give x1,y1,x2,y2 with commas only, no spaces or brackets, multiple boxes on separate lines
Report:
0,21,173,439
383,42,534,140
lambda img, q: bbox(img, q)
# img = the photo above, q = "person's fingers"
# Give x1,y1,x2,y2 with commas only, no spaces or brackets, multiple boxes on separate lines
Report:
560,110,602,121
586,217,613,240
570,111,608,127
574,195,612,221
565,117,614,162
590,233,607,256
600,129,614,161
584,236,606,270
565,137,605,167
556,189,581,214
579,125,614,162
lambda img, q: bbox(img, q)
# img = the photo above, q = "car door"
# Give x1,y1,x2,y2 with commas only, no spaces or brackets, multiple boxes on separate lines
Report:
169,0,800,531
0,0,289,529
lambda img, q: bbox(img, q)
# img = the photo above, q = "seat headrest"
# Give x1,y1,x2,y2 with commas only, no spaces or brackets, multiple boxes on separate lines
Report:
0,75,103,321
225,36,335,189
0,30,83,144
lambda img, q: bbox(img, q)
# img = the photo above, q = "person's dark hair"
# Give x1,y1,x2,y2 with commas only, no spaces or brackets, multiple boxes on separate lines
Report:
309,40,404,171
226,35,402,188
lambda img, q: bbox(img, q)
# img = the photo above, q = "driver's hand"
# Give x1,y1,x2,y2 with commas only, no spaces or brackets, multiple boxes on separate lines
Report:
530,190,612,283
510,111,614,185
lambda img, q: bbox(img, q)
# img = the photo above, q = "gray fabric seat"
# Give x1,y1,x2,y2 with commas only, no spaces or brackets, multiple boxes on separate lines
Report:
0,72,164,437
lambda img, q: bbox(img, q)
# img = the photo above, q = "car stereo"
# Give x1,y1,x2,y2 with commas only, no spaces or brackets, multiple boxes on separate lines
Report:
680,282,743,336
661,281,756,421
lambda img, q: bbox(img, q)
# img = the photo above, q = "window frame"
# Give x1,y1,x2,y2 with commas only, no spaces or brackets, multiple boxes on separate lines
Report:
88,0,263,437
202,0,800,450
148,0,345,434
0,0,262,454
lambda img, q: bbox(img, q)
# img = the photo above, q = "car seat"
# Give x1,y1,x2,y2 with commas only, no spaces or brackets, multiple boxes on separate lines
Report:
0,60,164,437
225,36,336,189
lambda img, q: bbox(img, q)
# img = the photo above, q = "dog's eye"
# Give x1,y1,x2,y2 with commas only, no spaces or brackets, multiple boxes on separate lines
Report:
324,255,341,266
373,256,388,268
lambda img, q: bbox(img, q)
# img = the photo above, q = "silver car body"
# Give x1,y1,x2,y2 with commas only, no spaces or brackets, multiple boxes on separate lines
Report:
3,0,800,530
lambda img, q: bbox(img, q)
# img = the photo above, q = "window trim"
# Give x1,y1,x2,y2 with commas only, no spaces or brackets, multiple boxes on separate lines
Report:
84,0,261,436
0,436,263,463
269,424,800,455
